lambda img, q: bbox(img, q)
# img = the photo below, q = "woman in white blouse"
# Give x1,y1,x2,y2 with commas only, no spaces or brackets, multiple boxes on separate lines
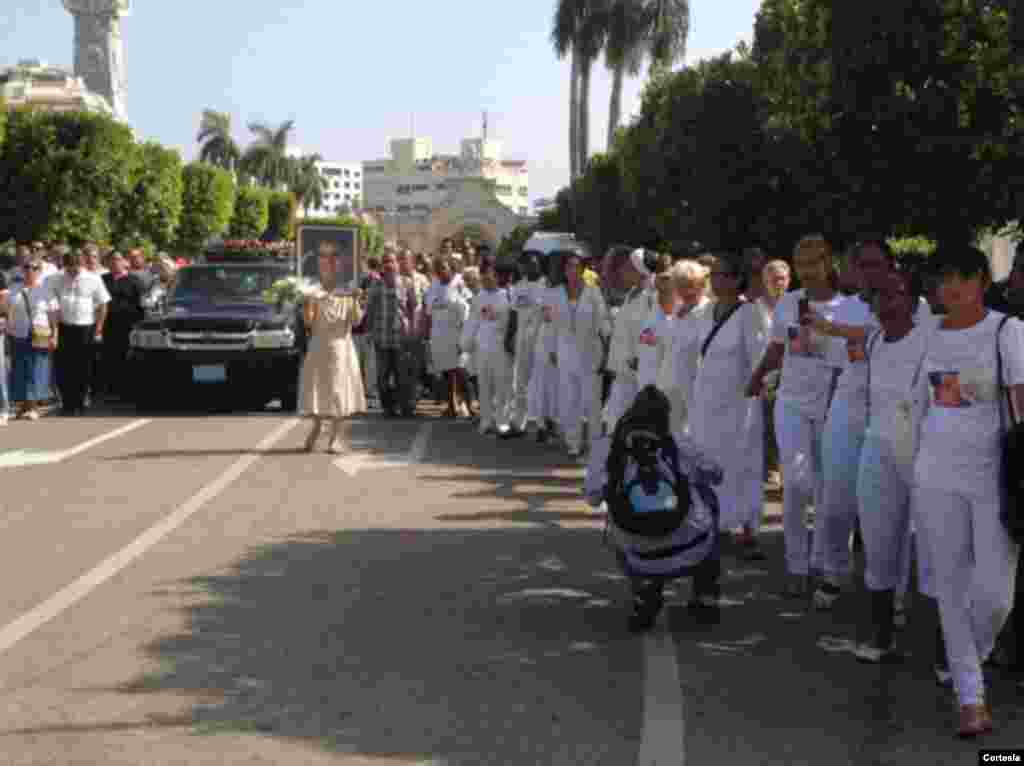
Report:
690,253,769,559
657,259,711,434
910,246,1024,738
5,258,58,421
552,252,608,458
423,255,470,418
854,266,935,664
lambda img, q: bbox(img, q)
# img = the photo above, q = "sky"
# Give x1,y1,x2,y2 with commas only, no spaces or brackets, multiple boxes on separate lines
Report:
3,0,761,205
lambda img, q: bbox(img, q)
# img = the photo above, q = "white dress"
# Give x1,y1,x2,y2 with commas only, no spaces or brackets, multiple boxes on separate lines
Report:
425,280,470,372
298,292,367,418
689,301,767,530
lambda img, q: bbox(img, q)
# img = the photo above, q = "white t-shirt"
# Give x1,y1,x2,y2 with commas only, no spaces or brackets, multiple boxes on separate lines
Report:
424,280,469,342
7,284,58,339
473,288,511,354
864,323,932,460
637,306,673,390
510,279,547,332
772,289,847,418
50,271,111,326
914,311,1024,494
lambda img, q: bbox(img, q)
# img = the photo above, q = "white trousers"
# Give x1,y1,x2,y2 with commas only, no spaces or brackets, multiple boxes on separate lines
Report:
857,436,925,596
604,375,639,434
819,397,865,580
509,334,537,430
913,485,1020,705
774,399,826,576
478,347,512,431
559,364,600,451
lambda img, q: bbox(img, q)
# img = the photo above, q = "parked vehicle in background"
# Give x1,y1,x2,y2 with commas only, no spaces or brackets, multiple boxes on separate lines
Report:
128,262,303,412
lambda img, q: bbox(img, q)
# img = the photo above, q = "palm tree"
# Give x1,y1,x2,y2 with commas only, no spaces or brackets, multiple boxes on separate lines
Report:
240,120,296,189
291,154,325,216
196,110,241,171
552,0,608,180
604,0,690,147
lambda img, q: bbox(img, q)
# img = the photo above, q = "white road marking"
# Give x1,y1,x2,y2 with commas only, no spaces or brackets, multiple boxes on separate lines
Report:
0,419,151,469
0,418,298,655
334,421,433,477
637,630,687,766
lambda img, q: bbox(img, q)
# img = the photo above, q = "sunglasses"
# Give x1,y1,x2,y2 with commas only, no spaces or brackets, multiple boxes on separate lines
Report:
27,265,42,271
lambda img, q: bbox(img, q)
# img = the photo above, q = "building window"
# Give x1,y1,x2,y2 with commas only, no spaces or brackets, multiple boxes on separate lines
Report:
344,169,351,176
344,182,350,189
354,182,361,190
322,168,342,177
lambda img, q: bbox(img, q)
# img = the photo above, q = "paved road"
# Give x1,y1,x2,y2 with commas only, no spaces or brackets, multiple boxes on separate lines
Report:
0,404,1020,765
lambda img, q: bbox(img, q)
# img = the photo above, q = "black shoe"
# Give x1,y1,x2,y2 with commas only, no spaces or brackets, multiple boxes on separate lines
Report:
499,426,525,440
688,581,721,610
536,428,549,444
628,593,664,633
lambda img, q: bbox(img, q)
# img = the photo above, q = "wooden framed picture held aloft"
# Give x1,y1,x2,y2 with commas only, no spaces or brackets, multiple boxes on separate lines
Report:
296,224,361,290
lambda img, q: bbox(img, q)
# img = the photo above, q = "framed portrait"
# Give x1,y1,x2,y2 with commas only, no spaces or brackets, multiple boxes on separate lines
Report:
296,224,361,289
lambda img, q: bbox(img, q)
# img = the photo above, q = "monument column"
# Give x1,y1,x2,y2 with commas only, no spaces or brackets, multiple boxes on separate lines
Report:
63,0,131,121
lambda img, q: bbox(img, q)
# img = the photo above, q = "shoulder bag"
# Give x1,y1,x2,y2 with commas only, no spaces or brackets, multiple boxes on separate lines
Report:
700,300,745,359
996,315,1024,544
22,291,51,350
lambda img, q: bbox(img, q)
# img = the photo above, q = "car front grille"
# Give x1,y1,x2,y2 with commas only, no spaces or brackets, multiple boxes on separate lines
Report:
164,318,255,334
168,332,252,351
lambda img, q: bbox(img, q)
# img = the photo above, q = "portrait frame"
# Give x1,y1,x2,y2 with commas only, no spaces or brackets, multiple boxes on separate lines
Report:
296,224,361,290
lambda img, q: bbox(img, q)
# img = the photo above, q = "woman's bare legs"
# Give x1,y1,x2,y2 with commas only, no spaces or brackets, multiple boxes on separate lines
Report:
327,418,344,454
304,417,323,452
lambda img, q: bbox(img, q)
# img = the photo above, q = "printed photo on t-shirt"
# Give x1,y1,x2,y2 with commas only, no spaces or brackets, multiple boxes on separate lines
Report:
542,305,556,322
481,305,497,321
846,338,866,363
929,371,970,408
638,327,657,346
515,293,532,308
788,324,825,358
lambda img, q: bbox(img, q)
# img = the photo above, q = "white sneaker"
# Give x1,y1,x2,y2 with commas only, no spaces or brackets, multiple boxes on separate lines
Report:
855,641,897,664
24,410,40,421
813,581,842,610
566,445,580,458
0,413,8,426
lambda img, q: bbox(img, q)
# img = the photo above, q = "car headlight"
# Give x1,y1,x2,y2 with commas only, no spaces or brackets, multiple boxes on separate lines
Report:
251,328,295,349
130,329,169,349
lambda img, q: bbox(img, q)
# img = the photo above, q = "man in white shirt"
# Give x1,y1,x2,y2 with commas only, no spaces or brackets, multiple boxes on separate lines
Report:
51,250,110,415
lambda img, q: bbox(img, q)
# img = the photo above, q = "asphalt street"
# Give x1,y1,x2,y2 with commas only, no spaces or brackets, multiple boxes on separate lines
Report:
0,402,1021,765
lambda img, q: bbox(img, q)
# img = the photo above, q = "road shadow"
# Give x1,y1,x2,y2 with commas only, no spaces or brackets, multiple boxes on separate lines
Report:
108,527,648,765
667,529,1024,764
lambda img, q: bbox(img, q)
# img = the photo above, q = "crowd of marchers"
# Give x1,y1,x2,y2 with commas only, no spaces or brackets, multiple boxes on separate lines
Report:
294,234,1023,740
0,242,178,422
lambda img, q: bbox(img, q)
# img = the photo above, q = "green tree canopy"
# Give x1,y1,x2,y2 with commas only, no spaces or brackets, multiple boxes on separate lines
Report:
177,162,236,253
266,191,296,241
229,185,270,240
0,109,135,244
113,141,184,251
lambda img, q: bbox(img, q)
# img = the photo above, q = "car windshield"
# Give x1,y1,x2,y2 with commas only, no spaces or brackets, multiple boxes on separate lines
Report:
171,267,288,303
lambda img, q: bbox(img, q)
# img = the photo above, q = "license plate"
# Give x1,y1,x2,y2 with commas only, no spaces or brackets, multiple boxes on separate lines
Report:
192,364,227,384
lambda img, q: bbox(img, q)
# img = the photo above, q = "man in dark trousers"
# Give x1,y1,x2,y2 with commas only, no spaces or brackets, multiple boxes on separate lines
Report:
985,249,1024,673
101,252,146,400
51,250,110,415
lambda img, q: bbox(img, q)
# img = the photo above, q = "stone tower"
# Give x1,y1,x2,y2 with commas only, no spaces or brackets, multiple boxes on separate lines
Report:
62,0,131,121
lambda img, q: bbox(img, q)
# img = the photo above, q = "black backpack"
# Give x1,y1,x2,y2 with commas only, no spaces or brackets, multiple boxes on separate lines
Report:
605,411,691,538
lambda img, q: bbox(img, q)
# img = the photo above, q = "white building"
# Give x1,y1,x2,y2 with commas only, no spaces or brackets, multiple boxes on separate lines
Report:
301,160,363,217
1,59,115,117
362,135,530,218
